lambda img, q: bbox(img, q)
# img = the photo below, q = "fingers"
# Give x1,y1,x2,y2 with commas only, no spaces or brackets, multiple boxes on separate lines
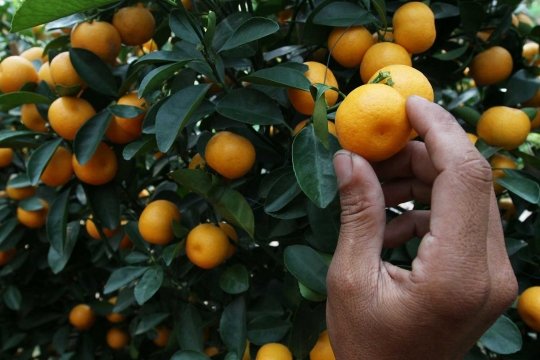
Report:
383,211,430,248
382,178,432,206
332,150,386,273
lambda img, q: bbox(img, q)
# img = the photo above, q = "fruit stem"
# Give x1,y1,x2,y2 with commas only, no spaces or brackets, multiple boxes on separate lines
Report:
368,71,394,86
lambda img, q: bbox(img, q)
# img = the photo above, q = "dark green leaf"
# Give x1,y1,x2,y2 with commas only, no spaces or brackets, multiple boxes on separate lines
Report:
169,9,203,45
459,1,487,39
371,0,387,27
299,282,327,302
125,221,151,254
314,2,378,27
475,138,501,159
45,13,85,31
479,315,522,354
73,111,112,166
3,285,22,311
85,183,120,231
113,287,136,313
125,251,150,264
241,67,310,90
1,333,26,351
203,11,217,49
177,306,204,351
220,296,247,358
139,62,191,98
108,104,145,118
103,266,148,294
213,12,252,51
265,171,302,213
43,35,71,58
47,221,80,274
0,92,51,112
162,240,186,266
288,301,319,359
431,2,460,19
46,188,71,252
134,267,163,305
19,197,45,211
135,313,170,335
216,88,284,125
136,49,199,65
450,105,481,126
123,138,157,161
259,167,294,198
220,264,249,294
284,245,328,295
220,17,279,52
313,89,330,149
505,238,527,257
69,48,118,97
247,316,290,345
494,177,540,204
27,138,63,185
522,107,538,121
171,351,211,360
306,199,340,252
432,45,468,60
504,69,540,107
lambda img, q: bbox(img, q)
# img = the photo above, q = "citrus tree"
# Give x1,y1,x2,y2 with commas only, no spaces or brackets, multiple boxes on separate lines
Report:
0,0,540,358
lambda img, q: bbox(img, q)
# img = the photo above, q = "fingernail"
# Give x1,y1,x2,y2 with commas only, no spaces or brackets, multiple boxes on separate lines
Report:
334,150,353,187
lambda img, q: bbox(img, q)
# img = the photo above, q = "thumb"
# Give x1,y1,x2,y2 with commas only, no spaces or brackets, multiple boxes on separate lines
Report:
333,150,386,268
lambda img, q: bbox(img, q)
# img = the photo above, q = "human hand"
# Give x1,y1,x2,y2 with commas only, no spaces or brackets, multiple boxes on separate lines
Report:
326,96,518,360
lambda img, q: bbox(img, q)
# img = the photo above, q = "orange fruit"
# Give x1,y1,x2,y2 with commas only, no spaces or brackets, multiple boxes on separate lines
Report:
335,84,410,162
40,146,73,187
0,248,16,266
136,39,159,56
310,330,336,360
466,133,478,145
17,199,49,229
0,56,39,93
138,200,181,245
372,30,394,43
20,47,46,62
531,110,540,130
293,120,337,136
72,142,118,185
327,26,373,68
522,87,540,107
523,42,540,65
256,343,293,360
512,14,520,28
181,0,193,10
113,7,155,46
86,218,120,239
6,184,37,200
71,20,122,64
476,30,493,42
477,107,530,150
21,104,47,132
368,64,434,101
153,326,170,347
106,93,148,144
203,75,234,94
219,221,238,258
106,297,126,323
205,131,256,179
517,286,540,331
243,340,251,360
393,2,436,54
491,154,517,194
499,197,516,222
186,223,230,269
0,148,13,167
204,347,219,356
50,52,86,88
469,46,513,86
38,61,55,88
359,42,412,83
48,97,96,140
69,304,96,330
287,62,339,115
518,13,535,26
119,234,133,249
106,328,130,349
188,153,206,169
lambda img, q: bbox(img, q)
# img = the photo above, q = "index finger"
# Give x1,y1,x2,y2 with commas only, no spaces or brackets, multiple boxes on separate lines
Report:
406,97,492,279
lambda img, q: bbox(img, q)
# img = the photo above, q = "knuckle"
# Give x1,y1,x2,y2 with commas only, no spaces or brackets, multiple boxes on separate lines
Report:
339,191,381,233
452,152,492,192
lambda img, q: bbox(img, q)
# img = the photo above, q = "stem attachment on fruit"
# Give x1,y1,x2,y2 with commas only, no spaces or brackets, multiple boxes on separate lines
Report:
368,71,394,86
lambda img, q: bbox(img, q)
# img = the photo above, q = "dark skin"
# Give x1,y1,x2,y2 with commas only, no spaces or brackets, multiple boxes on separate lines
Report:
327,96,518,359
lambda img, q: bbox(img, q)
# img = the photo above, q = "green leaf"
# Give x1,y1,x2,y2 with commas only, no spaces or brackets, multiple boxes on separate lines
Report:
125,221,151,254
134,267,163,305
43,35,71,59
220,296,247,359
108,104,145,118
216,88,284,125
505,238,527,257
450,105,481,127
0,92,51,112
177,306,204,351
314,2,378,27
306,199,340,253
156,84,211,153
55,83,81,97
298,282,327,302
479,315,522,354
504,69,540,107
512,150,540,169
459,1,487,39
247,316,290,345
46,188,72,253
475,138,501,159
288,301,319,359
169,9,203,45
241,67,310,91
494,177,540,204
220,264,249,294
172,351,211,360
284,245,328,295
313,87,330,149
162,240,186,266
27,138,63,185
45,13,85,31
4,285,22,311
371,0,387,28
292,126,339,208
85,183,120,231
265,171,302,213
103,266,148,294
69,48,118,97
430,2,460,19
213,12,252,51
74,111,112,166
135,313,170,335
432,45,468,60
220,17,279,52
19,197,45,211
521,107,538,121
2,333,26,351
136,49,199,65
113,287,136,313
203,11,217,49
123,138,157,161
139,62,192,98
11,0,118,32
47,221,79,274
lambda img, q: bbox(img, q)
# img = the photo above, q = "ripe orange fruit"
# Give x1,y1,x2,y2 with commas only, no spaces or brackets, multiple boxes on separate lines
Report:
50,52,86,88
20,47,46,62
219,222,238,258
327,26,373,68
531,110,540,130
393,2,436,54
359,42,412,83
522,87,540,107
243,340,251,360
256,343,293,360
335,84,410,162
40,146,73,187
517,286,540,331
466,133,478,145
368,64,434,102
72,142,118,185
106,328,130,349
499,197,516,221
310,330,336,360
106,297,126,323
6,184,37,200
138,200,181,244
204,347,219,356
21,104,47,132
287,62,339,115
17,199,49,229
491,154,517,194
48,97,96,140
205,131,256,179
0,148,13,167
113,7,155,46
186,223,230,269
0,56,39,93
69,304,96,330
523,42,539,65
188,153,206,169
477,107,530,150
153,326,170,347
136,39,159,56
71,20,122,64
293,119,337,136
86,218,120,239
0,248,16,266
38,61,55,88
106,93,148,144
469,46,513,86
